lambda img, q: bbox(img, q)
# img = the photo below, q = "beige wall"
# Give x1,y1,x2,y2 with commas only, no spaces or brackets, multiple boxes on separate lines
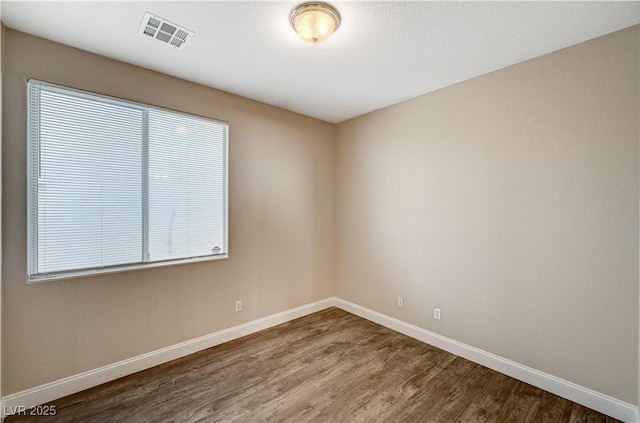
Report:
0,20,4,408
335,26,639,404
2,29,335,394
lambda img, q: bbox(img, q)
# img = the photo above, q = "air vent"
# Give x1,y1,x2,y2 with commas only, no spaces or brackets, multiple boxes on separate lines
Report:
138,12,193,49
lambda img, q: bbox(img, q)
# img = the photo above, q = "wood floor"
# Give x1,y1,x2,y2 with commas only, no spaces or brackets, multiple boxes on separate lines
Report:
6,307,620,423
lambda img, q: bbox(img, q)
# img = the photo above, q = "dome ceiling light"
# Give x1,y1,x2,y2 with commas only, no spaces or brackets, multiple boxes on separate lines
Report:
290,2,341,44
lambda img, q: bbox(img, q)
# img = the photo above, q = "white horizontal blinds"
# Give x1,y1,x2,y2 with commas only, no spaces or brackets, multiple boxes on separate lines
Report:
32,83,143,273
147,110,226,261
27,84,41,276
28,80,228,280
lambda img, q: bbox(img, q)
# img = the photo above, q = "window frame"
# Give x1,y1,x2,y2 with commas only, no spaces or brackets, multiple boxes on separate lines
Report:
27,79,229,283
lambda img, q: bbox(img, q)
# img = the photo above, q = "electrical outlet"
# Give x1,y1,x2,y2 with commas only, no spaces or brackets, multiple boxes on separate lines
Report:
433,308,441,320
235,300,242,312
397,297,404,308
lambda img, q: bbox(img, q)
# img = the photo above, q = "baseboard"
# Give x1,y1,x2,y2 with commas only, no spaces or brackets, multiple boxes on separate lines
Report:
2,297,336,416
3,297,638,422
333,298,639,423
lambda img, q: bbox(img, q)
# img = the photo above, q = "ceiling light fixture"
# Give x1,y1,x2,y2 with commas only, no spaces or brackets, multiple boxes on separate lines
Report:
290,2,341,44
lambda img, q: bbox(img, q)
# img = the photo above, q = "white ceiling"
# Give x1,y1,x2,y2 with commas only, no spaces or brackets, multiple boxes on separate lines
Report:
3,1,640,123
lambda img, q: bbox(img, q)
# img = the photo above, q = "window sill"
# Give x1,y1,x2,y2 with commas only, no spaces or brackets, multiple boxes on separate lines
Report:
27,254,229,284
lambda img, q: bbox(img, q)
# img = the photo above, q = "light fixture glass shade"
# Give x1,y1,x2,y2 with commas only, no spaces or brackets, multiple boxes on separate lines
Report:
290,2,341,44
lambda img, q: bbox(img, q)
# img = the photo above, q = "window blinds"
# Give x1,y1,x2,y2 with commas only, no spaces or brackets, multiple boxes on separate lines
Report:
28,81,228,280
147,109,226,262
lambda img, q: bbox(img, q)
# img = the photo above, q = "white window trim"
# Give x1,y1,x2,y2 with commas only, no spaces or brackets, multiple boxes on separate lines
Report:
28,254,229,283
26,80,229,283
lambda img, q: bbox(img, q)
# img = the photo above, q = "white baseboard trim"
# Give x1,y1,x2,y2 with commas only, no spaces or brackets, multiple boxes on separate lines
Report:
3,297,638,422
2,297,336,416
333,298,638,423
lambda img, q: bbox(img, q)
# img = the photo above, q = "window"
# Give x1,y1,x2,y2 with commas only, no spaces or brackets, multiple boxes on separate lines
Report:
27,80,228,281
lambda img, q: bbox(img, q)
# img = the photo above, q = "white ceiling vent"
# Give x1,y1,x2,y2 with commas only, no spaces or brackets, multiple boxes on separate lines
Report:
138,12,193,49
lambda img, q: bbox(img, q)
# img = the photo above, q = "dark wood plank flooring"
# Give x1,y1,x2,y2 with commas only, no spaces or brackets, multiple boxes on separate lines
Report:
6,307,621,423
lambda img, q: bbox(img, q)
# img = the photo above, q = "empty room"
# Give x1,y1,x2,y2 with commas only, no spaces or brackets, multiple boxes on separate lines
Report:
0,1,639,422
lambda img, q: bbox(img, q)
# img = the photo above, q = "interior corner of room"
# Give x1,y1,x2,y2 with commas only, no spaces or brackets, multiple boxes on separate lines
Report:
0,2,639,423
